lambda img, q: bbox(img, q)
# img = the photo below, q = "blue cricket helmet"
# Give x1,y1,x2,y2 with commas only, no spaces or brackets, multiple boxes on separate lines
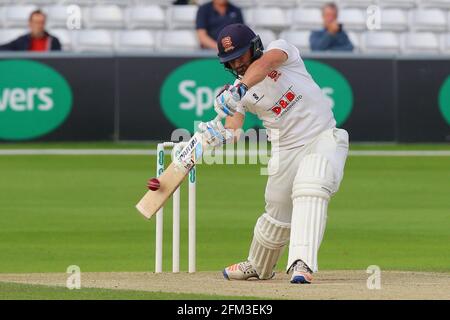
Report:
217,24,263,70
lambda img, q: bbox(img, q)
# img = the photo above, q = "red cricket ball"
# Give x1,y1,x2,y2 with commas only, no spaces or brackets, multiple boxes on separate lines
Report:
147,178,161,191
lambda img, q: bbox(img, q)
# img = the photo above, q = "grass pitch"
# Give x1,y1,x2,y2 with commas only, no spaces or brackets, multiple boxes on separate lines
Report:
0,282,263,300
0,143,449,298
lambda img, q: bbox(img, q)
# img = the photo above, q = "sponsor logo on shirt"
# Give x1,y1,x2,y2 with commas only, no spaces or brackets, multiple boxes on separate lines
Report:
268,70,282,82
269,87,302,119
252,92,264,104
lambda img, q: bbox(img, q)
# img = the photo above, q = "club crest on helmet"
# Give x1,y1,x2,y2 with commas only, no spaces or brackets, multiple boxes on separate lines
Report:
222,36,235,52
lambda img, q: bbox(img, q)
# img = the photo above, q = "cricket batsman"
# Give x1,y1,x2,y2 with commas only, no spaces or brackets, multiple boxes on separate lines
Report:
197,24,349,284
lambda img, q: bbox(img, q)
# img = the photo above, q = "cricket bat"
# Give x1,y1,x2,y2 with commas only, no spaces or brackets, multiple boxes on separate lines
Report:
136,115,223,219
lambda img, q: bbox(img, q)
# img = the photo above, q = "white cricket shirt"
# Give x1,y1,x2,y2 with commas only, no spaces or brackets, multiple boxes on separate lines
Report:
236,39,336,150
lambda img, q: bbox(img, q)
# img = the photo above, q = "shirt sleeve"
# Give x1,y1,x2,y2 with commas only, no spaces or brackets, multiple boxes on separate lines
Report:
266,39,300,65
0,41,14,51
195,5,207,29
0,36,23,51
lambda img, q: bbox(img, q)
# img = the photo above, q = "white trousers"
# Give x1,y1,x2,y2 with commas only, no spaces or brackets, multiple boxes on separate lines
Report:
263,128,349,271
265,128,349,223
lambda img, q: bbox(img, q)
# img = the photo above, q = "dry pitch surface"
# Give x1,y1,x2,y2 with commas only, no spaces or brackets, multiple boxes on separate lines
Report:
0,271,449,300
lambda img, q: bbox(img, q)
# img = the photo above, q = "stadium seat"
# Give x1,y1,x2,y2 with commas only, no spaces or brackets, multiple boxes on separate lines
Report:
440,33,450,53
20,0,55,5
291,7,323,30
133,0,173,7
347,31,361,52
233,0,255,7
279,30,311,53
84,5,124,29
297,0,331,8
252,7,290,31
73,30,114,52
0,28,25,45
257,0,297,7
49,29,73,51
380,9,408,32
98,0,129,6
418,0,450,9
379,0,417,8
56,0,95,5
124,5,165,29
361,31,400,53
167,5,198,29
339,0,377,8
401,32,441,53
157,30,199,51
253,29,276,48
114,30,155,52
339,8,366,31
242,8,254,27
410,9,448,32
44,5,71,29
2,5,37,28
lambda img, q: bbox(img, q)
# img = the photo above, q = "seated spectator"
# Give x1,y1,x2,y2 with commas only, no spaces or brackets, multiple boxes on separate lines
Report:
0,10,61,51
310,2,353,52
196,0,244,50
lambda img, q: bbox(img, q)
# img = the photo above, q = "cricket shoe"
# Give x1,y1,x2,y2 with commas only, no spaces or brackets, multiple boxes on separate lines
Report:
222,261,274,280
289,260,313,284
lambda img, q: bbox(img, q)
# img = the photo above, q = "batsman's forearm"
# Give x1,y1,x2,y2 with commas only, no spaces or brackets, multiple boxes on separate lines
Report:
241,49,287,88
240,58,274,88
225,112,245,143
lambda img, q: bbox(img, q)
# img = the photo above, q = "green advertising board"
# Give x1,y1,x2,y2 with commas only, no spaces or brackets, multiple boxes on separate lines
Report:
439,75,450,126
0,60,73,140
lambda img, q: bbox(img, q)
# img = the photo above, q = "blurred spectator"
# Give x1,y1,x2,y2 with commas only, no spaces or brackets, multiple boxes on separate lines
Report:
173,0,197,4
196,0,244,50
310,2,353,52
0,10,61,51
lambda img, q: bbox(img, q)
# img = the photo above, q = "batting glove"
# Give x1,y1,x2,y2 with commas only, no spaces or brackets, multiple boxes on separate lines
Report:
198,120,233,148
170,142,190,171
214,83,248,118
